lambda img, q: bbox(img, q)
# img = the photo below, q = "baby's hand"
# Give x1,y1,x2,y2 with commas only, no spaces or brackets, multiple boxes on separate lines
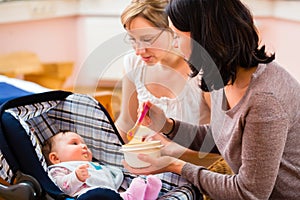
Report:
75,164,90,182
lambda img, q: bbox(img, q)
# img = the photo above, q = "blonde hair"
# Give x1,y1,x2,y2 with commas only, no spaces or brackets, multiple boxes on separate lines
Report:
121,0,170,30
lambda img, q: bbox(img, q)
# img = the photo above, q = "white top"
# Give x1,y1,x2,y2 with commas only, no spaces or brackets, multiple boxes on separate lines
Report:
122,53,210,126
115,53,211,191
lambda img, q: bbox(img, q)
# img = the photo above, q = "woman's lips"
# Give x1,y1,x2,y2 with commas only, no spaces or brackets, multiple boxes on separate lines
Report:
141,56,151,62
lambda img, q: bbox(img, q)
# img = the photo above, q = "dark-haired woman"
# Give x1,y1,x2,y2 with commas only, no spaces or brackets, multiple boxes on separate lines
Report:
123,0,300,199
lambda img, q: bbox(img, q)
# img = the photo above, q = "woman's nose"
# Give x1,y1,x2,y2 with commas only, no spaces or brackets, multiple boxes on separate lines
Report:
134,44,146,55
81,144,87,149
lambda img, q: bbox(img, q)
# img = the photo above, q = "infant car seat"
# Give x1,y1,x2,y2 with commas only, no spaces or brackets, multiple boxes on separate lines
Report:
0,91,198,200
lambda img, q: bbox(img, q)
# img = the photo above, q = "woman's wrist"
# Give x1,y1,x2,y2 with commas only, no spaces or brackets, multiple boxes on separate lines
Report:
162,118,175,137
168,157,186,175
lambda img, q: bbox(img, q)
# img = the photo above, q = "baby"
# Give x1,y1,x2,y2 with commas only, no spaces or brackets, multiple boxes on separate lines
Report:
42,131,162,200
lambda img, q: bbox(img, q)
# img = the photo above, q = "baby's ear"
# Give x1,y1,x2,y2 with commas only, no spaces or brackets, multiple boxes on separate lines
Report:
49,152,60,164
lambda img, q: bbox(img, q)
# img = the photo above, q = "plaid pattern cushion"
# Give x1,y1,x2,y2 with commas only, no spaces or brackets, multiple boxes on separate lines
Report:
0,152,13,182
0,93,197,200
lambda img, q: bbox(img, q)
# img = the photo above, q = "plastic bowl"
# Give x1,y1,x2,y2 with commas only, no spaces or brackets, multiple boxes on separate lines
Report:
120,141,162,168
122,140,161,149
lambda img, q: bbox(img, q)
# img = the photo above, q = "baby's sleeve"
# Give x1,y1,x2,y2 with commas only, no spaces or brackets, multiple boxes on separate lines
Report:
49,167,84,196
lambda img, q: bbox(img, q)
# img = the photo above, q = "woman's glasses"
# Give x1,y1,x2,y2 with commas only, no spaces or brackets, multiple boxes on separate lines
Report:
124,29,165,48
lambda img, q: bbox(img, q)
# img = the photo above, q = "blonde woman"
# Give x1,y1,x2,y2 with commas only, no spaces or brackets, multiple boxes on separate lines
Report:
115,0,212,197
116,0,210,143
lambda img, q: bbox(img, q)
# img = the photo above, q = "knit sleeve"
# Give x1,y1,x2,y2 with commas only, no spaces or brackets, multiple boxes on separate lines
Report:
181,92,289,200
169,120,211,151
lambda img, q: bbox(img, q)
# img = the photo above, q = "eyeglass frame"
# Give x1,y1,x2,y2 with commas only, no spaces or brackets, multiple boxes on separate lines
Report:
124,29,165,48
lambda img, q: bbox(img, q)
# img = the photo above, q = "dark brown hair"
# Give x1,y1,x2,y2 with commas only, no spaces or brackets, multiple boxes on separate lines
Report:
166,0,275,91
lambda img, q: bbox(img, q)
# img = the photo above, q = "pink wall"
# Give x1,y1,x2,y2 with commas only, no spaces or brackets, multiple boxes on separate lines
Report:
256,17,300,81
0,17,77,63
1,15,299,85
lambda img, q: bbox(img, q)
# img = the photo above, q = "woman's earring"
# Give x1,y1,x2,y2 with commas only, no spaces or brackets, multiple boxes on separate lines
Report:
172,34,179,48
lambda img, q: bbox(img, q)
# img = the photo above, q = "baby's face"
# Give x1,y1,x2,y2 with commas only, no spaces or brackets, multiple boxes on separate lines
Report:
52,132,93,162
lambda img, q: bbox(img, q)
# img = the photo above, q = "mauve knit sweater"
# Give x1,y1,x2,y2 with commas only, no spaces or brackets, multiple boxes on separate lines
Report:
169,62,300,200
